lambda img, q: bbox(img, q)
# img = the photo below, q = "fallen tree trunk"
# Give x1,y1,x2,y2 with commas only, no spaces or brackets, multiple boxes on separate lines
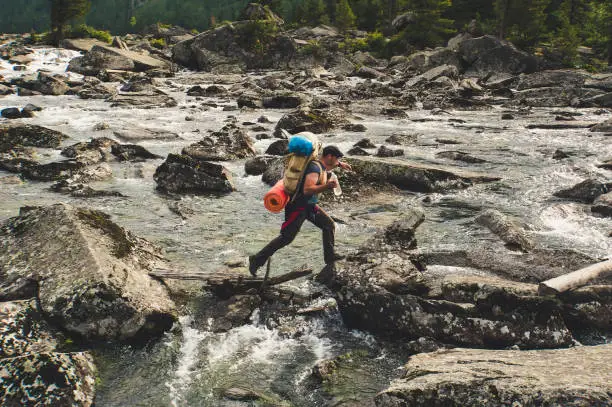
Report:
538,259,612,296
149,266,313,297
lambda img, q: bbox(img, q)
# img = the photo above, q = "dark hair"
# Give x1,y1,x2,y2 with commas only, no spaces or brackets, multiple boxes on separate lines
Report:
322,145,343,158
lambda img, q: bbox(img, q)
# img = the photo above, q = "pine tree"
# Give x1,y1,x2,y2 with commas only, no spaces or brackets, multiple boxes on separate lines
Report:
335,0,356,32
494,0,551,48
50,0,91,44
401,0,455,48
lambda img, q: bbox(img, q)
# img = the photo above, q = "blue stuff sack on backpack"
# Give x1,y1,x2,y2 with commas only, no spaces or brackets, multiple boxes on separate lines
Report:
287,135,314,156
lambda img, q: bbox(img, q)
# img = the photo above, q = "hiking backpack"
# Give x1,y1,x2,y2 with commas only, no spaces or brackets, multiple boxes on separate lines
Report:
281,131,323,196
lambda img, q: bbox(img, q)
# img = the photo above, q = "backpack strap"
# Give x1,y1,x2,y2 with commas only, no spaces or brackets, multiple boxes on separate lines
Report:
289,159,324,204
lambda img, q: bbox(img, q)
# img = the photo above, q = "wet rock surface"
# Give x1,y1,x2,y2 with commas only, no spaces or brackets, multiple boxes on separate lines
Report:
0,204,177,341
376,345,612,407
181,123,256,161
154,153,236,194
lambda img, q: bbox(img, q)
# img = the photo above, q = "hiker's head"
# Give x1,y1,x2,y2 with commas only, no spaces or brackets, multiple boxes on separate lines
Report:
321,145,344,169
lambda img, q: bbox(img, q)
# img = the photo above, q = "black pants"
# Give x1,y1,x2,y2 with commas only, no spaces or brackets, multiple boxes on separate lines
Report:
252,203,335,268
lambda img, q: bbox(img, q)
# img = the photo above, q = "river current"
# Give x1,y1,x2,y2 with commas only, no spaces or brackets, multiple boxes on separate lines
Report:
1,47,610,406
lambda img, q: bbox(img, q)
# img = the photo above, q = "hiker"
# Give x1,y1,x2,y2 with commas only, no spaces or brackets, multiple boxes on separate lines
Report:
249,145,352,276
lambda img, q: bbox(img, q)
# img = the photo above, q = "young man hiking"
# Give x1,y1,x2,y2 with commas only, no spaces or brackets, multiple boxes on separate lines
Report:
249,145,352,276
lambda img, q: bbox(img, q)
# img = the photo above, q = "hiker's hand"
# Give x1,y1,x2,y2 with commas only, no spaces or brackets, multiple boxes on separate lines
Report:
338,161,352,171
327,179,338,189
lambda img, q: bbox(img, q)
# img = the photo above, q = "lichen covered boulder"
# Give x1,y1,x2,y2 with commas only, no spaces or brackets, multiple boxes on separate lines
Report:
0,204,177,341
181,123,256,161
376,345,612,407
0,352,97,407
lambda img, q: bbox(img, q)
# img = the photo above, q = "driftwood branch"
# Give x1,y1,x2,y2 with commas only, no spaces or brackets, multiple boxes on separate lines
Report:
538,259,612,296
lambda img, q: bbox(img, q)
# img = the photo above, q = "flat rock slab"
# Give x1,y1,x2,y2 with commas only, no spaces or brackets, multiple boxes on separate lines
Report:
346,156,500,192
113,128,180,142
526,122,596,129
61,38,109,52
376,344,612,407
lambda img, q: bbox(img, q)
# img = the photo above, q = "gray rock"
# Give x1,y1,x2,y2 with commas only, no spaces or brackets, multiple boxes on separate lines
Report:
182,123,256,161
554,179,612,203
592,191,612,217
0,204,177,340
376,345,612,407
0,352,97,407
273,107,349,137
108,89,177,109
561,285,612,332
436,150,486,164
0,300,57,357
320,256,571,348
261,156,285,186
11,72,70,95
405,64,459,88
355,138,376,149
172,20,295,72
475,209,533,252
67,44,168,76
265,139,288,156
154,153,235,194
262,93,303,109
244,155,278,176
345,156,500,192
111,144,162,161
591,118,612,132
347,146,370,156
61,137,117,165
0,124,68,152
385,133,417,145
376,145,404,157
517,70,588,90
342,123,367,132
237,93,262,108
459,35,538,77
113,128,180,142
1,107,21,119
0,84,14,95
403,48,462,73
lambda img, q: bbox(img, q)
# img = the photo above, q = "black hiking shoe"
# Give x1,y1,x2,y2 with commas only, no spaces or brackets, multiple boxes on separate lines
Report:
248,255,259,277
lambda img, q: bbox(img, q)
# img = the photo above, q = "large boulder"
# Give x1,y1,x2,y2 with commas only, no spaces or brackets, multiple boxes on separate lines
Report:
376,345,612,407
0,300,57,357
344,156,500,192
0,204,177,341
154,153,235,194
0,124,68,152
273,106,349,137
321,258,572,348
67,45,168,76
107,89,178,109
404,64,459,88
172,18,295,72
401,48,463,73
181,123,256,161
553,179,612,203
516,70,588,90
458,35,539,77
591,118,612,132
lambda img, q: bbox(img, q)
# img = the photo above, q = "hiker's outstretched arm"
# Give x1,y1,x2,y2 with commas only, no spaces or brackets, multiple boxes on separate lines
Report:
303,173,335,195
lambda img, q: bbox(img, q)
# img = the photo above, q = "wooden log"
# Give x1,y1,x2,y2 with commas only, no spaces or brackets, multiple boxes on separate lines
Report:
149,266,312,290
538,259,612,296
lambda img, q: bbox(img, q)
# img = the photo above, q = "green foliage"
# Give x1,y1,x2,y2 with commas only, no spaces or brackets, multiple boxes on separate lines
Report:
149,37,167,49
299,39,327,59
295,0,328,26
398,0,456,48
236,20,279,54
129,16,137,27
67,23,112,43
335,0,357,32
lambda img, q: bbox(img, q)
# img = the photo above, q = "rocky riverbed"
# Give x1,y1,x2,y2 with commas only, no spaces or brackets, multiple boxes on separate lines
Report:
1,9,611,406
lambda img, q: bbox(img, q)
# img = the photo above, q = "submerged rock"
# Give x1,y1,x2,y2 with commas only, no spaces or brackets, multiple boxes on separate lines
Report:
436,150,486,164
553,179,611,203
0,124,68,152
344,156,500,192
376,345,612,407
154,153,235,194
0,204,177,341
592,191,612,217
182,123,256,161
475,209,533,252
273,106,349,137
